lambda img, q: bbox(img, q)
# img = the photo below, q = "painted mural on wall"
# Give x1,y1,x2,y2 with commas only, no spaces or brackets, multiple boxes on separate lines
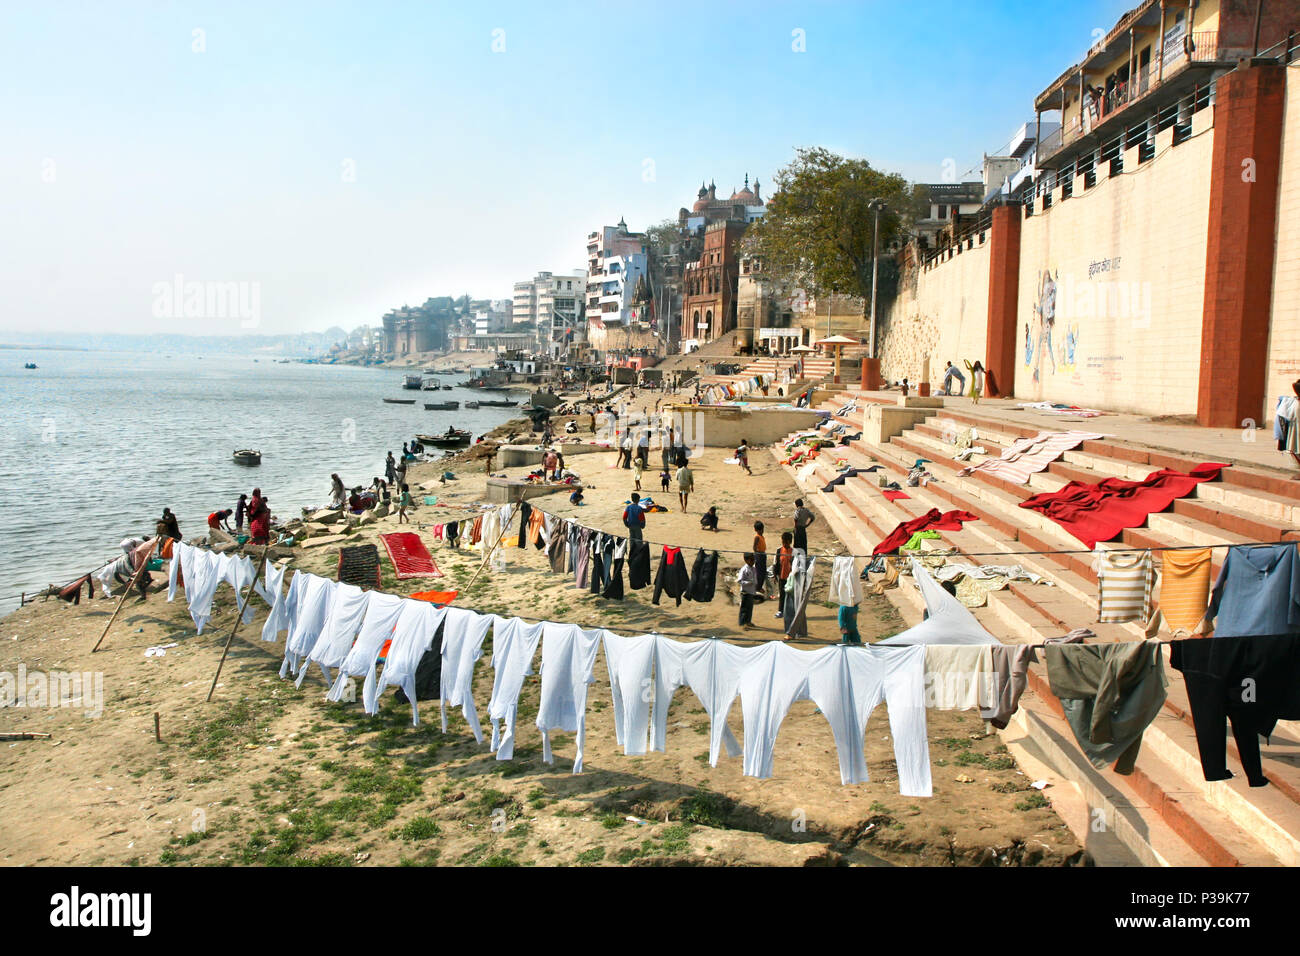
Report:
1026,267,1084,384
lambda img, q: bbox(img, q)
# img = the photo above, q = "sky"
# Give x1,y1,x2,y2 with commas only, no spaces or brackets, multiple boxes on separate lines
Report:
0,0,1136,336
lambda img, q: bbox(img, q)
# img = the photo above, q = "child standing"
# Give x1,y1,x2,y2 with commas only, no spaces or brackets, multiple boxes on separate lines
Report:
838,603,862,645
659,470,671,493
398,483,412,523
774,531,793,617
738,553,757,629
752,521,768,598
632,455,643,491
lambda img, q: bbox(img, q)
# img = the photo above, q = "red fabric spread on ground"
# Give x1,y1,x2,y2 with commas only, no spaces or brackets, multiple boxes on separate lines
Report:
1018,462,1228,548
881,490,911,501
873,508,980,555
379,532,444,579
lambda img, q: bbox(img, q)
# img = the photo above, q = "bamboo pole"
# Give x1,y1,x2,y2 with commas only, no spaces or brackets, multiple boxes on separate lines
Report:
91,549,154,653
206,546,271,702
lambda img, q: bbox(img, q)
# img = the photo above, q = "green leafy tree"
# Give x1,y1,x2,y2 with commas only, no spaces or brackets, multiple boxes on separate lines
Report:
740,147,910,310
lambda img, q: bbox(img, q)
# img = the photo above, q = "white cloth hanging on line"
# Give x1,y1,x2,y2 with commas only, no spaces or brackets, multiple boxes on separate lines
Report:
374,600,447,725
829,555,863,606
259,563,292,643
326,589,406,713
440,606,493,742
651,636,759,765
487,616,546,760
603,632,657,757
535,622,603,772
298,582,371,688
280,574,335,678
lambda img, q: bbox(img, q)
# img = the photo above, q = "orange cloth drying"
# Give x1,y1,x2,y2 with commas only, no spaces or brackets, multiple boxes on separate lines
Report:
410,589,458,605
526,509,545,547
1158,548,1212,635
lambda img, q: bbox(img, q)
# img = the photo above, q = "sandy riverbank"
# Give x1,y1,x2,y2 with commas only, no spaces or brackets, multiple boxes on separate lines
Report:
0,408,1084,867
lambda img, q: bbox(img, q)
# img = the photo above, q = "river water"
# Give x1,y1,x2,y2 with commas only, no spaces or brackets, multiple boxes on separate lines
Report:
0,350,523,610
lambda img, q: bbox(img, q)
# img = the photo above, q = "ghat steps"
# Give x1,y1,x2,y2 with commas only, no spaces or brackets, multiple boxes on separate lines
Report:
773,392,1300,866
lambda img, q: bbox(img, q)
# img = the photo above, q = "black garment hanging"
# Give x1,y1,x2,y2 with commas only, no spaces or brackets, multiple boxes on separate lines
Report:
602,539,626,600
590,534,606,596
688,549,719,602
628,540,652,590
652,546,691,606
1170,634,1300,788
516,501,532,549
446,521,460,547
395,618,445,705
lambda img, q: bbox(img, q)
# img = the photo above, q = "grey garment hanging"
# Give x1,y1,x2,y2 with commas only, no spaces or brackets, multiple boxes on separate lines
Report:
573,528,592,589
1045,639,1168,774
783,553,817,640
566,523,580,574
548,520,568,573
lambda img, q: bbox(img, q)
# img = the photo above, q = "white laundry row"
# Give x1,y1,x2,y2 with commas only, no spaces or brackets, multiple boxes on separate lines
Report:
166,551,1037,796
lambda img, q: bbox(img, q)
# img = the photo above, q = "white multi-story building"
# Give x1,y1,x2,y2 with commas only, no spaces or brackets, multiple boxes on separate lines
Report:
512,271,587,356
585,219,648,330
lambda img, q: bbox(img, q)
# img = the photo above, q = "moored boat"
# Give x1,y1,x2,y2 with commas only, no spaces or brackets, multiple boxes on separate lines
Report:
416,428,472,447
383,398,417,405
232,449,262,465
423,401,460,410
403,374,423,390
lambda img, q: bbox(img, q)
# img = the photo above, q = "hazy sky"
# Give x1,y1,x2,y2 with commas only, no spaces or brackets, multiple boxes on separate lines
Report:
1,0,1133,336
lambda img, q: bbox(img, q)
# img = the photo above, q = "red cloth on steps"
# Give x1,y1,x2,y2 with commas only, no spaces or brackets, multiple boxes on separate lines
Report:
873,508,980,555
1018,462,1228,549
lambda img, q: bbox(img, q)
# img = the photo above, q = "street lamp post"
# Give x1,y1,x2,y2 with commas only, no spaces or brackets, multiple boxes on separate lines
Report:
868,198,887,358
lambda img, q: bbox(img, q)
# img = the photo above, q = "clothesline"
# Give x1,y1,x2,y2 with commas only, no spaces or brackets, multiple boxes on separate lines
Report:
514,501,1299,561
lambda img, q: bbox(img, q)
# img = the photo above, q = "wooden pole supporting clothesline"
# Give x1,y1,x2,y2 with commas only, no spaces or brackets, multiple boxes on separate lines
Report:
91,546,156,653
206,546,272,702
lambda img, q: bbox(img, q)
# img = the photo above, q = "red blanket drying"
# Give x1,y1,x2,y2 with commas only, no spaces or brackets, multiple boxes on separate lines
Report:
873,508,980,555
1018,462,1227,548
379,532,444,580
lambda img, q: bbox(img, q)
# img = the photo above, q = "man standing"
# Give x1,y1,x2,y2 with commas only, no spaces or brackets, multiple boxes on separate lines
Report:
792,498,815,552
636,428,651,469
385,451,397,485
675,461,694,512
623,492,646,542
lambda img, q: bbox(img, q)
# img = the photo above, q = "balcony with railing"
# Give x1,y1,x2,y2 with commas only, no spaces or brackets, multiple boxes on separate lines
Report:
1037,30,1227,165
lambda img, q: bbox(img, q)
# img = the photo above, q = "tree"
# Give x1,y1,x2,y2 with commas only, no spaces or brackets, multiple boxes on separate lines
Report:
739,147,911,311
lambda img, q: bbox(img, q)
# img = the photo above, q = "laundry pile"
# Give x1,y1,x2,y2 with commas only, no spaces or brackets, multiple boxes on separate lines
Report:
958,430,1106,483
873,508,980,555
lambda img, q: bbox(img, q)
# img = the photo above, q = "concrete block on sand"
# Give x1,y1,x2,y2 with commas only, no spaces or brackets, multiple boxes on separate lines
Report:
301,534,348,550
309,508,343,525
300,522,330,538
